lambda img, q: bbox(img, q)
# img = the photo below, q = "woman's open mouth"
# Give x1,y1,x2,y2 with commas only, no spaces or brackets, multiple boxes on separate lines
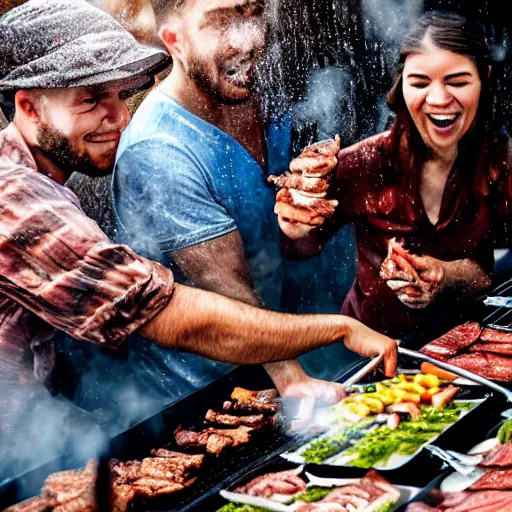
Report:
426,113,460,129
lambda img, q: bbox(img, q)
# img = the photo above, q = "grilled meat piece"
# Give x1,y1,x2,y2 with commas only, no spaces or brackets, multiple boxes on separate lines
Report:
109,450,202,512
4,496,57,512
420,322,482,361
235,467,306,497
225,387,279,414
174,425,253,456
470,469,512,491
5,460,97,512
205,409,267,428
480,442,512,468
148,449,205,469
267,172,330,195
448,352,512,382
470,343,512,355
480,328,512,344
288,136,340,177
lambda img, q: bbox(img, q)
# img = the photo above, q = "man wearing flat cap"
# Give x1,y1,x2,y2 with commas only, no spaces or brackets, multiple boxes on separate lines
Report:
0,0,396,479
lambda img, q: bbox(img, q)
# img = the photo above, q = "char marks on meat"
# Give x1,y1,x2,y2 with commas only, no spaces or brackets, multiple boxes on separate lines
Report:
480,442,512,468
109,450,203,512
480,328,512,344
223,387,279,414
448,353,512,382
175,425,253,456
235,467,307,498
420,322,482,361
5,460,97,512
205,409,267,428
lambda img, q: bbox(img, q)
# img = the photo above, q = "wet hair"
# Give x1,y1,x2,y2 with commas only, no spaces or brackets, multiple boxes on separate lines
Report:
385,11,495,221
150,0,187,28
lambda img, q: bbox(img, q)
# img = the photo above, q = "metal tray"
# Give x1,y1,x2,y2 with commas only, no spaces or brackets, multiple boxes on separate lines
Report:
192,458,421,512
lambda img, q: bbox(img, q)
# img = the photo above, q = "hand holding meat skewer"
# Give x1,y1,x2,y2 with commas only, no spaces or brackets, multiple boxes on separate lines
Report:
268,136,341,240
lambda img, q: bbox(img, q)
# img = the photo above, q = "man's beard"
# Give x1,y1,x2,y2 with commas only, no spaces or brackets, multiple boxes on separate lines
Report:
187,55,253,106
36,122,114,178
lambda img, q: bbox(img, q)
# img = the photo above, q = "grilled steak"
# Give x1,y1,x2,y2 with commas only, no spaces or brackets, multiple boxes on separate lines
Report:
470,469,512,491
420,322,482,361
480,442,512,468
205,409,267,428
174,425,253,456
448,352,512,382
470,343,512,355
4,496,57,512
5,460,97,512
223,387,279,414
480,328,512,344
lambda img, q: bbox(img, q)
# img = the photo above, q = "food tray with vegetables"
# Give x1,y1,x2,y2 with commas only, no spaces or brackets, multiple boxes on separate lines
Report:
281,370,489,470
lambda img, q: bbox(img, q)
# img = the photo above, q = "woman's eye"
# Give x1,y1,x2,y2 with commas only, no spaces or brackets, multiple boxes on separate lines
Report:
411,83,428,89
448,82,469,87
82,97,98,105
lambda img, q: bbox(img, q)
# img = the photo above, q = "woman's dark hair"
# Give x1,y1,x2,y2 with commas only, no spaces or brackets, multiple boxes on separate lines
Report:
386,11,494,221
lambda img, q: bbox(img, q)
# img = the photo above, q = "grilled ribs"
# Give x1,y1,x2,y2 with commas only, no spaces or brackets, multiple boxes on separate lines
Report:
5,460,97,512
222,387,279,414
205,409,267,428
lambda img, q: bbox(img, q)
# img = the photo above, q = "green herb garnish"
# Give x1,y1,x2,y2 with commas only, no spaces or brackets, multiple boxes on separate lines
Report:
286,486,334,503
217,503,269,512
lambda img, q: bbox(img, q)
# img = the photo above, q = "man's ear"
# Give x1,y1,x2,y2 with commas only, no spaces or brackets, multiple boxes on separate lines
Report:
14,90,41,123
160,22,184,60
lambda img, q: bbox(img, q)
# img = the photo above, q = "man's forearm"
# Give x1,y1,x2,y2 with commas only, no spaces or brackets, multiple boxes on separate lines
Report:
140,283,352,364
443,259,491,294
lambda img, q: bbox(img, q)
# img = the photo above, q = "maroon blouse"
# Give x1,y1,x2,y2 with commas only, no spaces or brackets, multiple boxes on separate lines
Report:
327,130,512,338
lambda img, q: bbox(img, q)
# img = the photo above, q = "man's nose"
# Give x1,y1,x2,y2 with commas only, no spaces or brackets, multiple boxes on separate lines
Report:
426,82,452,107
103,96,131,130
228,21,266,54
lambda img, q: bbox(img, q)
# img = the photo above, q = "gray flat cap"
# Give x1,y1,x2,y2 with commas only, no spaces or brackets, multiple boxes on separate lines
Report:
0,0,169,91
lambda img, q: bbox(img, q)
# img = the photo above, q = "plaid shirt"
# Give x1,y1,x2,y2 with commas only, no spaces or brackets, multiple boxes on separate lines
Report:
0,123,174,389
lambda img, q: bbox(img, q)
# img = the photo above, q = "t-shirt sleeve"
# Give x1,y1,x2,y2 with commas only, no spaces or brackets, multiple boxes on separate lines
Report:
113,138,237,257
0,167,174,347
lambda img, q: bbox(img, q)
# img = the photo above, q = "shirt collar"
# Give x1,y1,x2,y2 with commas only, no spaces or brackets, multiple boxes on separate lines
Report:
0,123,38,171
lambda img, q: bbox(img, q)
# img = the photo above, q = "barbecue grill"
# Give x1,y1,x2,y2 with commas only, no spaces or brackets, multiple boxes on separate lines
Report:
3,279,512,511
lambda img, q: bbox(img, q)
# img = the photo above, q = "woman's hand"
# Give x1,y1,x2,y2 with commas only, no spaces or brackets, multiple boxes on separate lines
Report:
268,136,340,240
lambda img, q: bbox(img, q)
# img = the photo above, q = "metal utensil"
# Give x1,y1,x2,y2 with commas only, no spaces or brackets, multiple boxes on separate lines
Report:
398,347,512,403
484,296,512,308
425,445,487,483
341,354,384,389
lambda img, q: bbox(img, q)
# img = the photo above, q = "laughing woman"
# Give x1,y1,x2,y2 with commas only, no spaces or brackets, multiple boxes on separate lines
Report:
272,11,512,338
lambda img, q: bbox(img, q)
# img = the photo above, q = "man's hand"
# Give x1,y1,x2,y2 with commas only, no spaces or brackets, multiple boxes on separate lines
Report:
343,318,398,377
277,374,346,433
269,136,340,240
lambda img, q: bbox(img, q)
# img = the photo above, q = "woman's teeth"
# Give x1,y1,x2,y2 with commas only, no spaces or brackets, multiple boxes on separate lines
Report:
427,114,459,128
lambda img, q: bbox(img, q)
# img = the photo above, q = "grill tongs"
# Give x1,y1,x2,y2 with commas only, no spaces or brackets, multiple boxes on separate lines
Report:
398,347,512,403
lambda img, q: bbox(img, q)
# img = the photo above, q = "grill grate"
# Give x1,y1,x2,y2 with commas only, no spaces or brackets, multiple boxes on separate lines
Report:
481,280,512,330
